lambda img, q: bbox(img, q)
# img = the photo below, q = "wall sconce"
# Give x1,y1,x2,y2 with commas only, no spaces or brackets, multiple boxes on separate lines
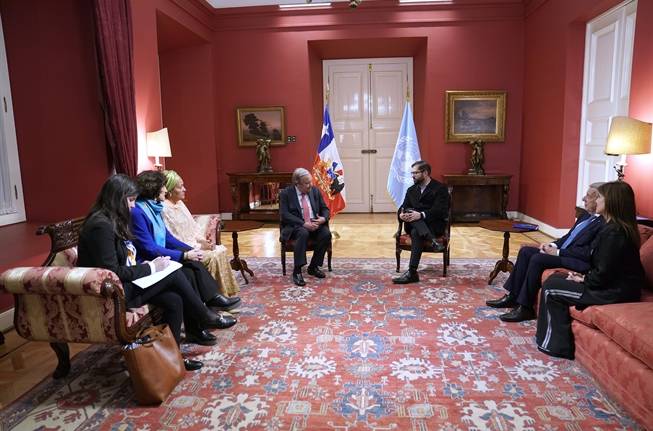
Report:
146,128,172,171
604,116,652,181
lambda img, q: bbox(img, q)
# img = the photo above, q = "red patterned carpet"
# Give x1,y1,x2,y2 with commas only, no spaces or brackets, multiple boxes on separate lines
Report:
0,258,641,430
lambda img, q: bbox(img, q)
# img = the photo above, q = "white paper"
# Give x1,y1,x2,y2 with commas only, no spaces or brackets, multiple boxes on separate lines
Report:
133,260,183,289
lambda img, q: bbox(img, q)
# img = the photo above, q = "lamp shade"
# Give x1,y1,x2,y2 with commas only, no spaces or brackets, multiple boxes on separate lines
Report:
605,116,652,156
146,128,172,157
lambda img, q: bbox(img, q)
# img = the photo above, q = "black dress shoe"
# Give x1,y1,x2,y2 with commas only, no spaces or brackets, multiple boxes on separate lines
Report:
431,239,446,252
185,329,218,346
392,270,419,284
307,266,326,278
499,305,536,322
183,358,203,371
202,310,237,329
292,272,306,286
486,294,518,308
206,294,241,311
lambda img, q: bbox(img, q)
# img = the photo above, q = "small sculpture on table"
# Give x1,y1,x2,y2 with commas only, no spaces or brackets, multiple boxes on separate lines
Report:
256,137,273,173
468,139,485,175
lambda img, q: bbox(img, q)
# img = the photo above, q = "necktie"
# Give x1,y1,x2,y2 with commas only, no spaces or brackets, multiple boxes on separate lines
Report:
560,216,595,249
301,193,311,223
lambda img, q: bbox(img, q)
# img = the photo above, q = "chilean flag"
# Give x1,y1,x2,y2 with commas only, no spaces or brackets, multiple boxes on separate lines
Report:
311,105,346,216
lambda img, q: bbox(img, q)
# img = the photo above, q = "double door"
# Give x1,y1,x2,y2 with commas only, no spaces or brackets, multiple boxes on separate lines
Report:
324,58,413,212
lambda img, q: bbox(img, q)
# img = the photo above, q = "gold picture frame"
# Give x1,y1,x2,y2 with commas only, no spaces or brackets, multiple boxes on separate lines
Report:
236,106,286,147
445,91,506,142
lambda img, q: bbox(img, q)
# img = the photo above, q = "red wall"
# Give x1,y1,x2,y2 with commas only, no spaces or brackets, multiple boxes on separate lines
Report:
160,42,219,212
520,0,653,226
627,0,653,218
211,3,525,211
0,0,110,222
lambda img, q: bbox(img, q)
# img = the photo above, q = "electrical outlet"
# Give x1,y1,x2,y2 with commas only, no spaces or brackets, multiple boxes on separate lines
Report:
287,135,297,143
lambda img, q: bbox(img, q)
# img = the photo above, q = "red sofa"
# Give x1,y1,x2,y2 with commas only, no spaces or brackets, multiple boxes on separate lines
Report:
541,222,653,429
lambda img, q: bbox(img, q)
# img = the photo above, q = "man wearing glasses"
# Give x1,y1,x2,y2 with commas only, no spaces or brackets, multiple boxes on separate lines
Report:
393,160,449,284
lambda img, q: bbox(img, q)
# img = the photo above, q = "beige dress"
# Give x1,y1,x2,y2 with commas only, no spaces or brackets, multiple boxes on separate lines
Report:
162,200,240,296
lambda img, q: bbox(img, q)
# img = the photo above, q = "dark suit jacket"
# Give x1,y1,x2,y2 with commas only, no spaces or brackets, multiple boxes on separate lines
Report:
400,179,449,236
77,213,152,303
553,210,604,265
583,222,644,302
279,185,330,241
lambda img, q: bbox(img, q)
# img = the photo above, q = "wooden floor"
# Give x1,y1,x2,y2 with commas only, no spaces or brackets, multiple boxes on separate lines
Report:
0,213,552,409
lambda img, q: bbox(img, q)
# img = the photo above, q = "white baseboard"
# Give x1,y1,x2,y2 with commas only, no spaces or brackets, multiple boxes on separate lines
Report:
507,211,569,239
0,307,14,333
220,212,233,220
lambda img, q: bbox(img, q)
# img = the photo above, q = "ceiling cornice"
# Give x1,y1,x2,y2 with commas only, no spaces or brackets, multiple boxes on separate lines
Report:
210,0,525,32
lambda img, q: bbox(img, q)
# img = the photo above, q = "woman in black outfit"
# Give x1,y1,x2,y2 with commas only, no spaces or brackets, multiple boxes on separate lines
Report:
77,175,231,371
536,181,645,359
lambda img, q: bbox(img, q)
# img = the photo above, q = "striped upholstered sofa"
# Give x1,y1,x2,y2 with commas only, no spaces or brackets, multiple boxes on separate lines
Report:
0,214,221,378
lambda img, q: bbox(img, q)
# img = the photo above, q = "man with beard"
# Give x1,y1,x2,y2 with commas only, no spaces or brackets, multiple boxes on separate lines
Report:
392,160,449,284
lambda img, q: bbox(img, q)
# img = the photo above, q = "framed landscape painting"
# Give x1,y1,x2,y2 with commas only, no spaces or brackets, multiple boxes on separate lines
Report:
236,106,286,147
445,91,506,142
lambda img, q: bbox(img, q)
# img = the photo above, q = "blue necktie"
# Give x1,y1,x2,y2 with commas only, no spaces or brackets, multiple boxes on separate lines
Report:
560,216,596,249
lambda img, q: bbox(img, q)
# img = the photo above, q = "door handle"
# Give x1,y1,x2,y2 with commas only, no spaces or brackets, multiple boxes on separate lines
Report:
361,149,378,154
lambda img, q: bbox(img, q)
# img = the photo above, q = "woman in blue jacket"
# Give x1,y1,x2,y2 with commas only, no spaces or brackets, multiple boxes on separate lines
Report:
132,171,240,345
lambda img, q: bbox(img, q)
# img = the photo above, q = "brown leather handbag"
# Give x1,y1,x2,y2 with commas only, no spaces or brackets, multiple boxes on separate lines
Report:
122,324,185,405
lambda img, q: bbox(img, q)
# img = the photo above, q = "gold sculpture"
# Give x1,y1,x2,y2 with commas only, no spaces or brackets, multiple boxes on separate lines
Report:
256,137,273,173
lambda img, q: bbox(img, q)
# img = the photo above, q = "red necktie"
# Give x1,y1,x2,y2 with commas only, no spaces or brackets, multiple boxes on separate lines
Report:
301,193,311,223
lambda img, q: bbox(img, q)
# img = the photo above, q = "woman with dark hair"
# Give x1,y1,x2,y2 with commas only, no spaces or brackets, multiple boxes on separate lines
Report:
536,181,645,359
131,171,240,343
77,175,232,371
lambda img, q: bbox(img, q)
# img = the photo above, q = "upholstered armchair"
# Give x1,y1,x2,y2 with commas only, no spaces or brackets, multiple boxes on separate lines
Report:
394,186,452,276
280,229,333,276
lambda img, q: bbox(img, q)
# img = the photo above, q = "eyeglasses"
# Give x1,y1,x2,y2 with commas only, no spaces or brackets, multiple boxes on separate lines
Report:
410,171,423,176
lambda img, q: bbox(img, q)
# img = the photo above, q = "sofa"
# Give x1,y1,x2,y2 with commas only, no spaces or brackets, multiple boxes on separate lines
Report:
0,214,221,378
541,220,653,429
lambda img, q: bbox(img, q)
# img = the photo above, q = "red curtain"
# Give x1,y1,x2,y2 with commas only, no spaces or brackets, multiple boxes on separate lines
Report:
93,0,137,177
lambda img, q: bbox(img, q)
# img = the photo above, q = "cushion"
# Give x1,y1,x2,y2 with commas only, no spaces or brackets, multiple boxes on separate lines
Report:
591,302,653,370
639,236,653,291
639,224,653,246
570,305,598,328
51,247,78,267
397,234,448,250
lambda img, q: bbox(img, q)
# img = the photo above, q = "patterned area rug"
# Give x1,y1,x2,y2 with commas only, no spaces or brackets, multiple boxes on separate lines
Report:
0,258,640,430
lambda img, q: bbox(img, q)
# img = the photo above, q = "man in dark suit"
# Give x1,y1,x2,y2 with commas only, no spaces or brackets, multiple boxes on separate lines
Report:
280,167,332,286
392,160,449,284
486,182,605,322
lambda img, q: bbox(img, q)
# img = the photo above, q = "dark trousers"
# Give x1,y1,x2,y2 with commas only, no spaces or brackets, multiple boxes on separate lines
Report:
535,274,617,359
125,270,208,345
405,220,438,271
505,246,590,307
180,260,220,334
290,224,332,272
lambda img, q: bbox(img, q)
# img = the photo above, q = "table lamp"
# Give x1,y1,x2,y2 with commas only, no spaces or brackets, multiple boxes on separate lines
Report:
604,116,652,181
146,128,172,170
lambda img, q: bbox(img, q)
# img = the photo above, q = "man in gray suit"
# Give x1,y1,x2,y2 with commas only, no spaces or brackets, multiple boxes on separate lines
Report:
279,168,332,286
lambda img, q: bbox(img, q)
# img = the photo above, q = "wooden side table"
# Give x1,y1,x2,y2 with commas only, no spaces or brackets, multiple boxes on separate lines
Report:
479,219,539,284
222,220,264,284
443,174,511,222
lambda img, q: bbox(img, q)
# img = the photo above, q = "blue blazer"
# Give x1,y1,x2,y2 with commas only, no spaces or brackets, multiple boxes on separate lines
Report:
131,205,192,262
553,210,604,266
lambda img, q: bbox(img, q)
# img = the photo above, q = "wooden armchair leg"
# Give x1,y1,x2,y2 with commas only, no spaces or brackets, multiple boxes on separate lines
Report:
395,248,401,272
327,247,332,272
50,342,71,379
281,248,287,276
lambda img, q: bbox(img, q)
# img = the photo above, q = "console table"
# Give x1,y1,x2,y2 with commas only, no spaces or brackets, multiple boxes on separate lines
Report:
442,174,511,222
227,172,293,221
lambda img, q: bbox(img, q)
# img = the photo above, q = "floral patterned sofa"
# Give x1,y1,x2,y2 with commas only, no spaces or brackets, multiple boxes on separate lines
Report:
540,220,653,429
0,214,221,378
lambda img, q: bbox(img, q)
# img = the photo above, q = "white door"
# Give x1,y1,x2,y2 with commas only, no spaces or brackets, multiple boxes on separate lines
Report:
0,13,25,226
577,0,636,204
324,58,413,212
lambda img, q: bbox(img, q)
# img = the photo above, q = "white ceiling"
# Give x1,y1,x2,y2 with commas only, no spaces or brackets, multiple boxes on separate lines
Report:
207,0,349,8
